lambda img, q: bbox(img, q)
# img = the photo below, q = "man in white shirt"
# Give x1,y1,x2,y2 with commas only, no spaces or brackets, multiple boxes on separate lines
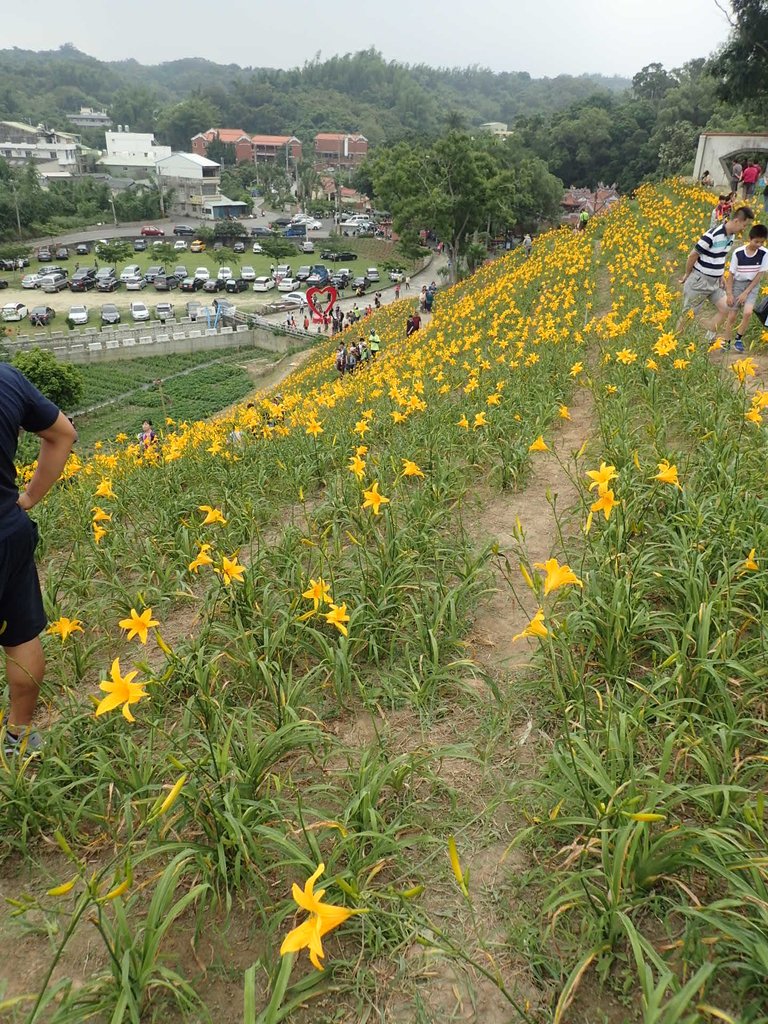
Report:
725,223,768,351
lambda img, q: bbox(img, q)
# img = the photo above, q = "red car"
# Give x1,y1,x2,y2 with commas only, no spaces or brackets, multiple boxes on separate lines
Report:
140,225,165,237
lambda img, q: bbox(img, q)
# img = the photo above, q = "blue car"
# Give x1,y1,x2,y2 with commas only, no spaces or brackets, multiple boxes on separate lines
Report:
283,224,307,238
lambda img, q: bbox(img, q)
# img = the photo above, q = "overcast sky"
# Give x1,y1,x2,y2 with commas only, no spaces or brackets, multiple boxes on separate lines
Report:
5,0,732,77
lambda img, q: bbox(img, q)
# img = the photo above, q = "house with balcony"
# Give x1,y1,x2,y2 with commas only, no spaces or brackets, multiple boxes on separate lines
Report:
155,152,248,220
68,107,112,129
0,120,80,174
192,128,303,167
314,133,368,169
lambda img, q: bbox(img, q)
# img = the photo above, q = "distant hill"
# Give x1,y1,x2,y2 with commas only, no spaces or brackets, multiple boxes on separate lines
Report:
0,44,630,148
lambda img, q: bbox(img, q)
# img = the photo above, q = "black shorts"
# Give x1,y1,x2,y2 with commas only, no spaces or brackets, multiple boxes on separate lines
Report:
0,516,45,648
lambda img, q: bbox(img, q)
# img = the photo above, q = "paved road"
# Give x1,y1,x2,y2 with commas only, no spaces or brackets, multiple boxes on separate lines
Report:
25,203,335,248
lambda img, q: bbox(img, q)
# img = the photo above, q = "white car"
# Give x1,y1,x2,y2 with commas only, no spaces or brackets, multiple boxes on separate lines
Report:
282,291,306,307
121,264,142,282
278,276,299,292
301,240,315,253
1,302,28,321
253,276,275,292
240,265,256,281
252,242,263,254
125,275,146,290
216,266,233,282
67,305,89,325
272,264,291,281
21,273,42,289
173,239,188,251
366,267,380,282
130,301,150,322
194,267,210,281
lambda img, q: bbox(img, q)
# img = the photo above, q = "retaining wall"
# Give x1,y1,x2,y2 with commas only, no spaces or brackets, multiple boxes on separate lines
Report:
4,320,309,364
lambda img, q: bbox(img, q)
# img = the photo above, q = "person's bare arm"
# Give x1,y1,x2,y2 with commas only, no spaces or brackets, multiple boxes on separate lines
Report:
679,249,698,284
18,413,77,511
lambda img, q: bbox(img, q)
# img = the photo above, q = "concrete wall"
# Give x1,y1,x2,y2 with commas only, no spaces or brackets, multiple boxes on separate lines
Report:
4,320,310,365
693,133,768,191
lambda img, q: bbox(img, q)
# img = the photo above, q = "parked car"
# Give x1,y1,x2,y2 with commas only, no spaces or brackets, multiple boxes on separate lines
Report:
130,301,150,321
351,276,367,293
253,276,275,292
193,267,210,281
67,304,89,325
172,265,188,280
155,302,174,321
250,226,273,237
173,239,188,251
154,275,178,291
100,303,121,325
282,291,307,308
40,273,69,293
21,273,42,289
173,224,195,236
216,266,233,282
300,240,315,253
240,265,256,281
233,241,245,254
283,224,306,238
69,268,97,292
144,265,165,283
272,264,292,281
2,302,28,321
75,242,90,256
121,264,142,282
124,275,146,290
181,276,203,292
330,272,350,289
225,277,248,294
365,267,380,282
186,301,202,320
37,248,52,262
389,268,405,282
306,266,330,287
133,238,147,252
252,242,264,254
97,276,120,292
55,247,70,260
203,278,223,293
190,239,206,253
295,266,311,282
95,266,116,284
337,250,357,261
270,216,291,228
29,305,55,326
278,276,300,292
141,225,165,236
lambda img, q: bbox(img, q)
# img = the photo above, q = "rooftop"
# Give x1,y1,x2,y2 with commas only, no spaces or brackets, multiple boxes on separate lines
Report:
157,152,221,169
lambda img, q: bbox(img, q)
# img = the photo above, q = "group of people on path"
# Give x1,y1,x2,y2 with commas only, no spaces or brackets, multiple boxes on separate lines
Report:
335,329,381,374
679,202,767,351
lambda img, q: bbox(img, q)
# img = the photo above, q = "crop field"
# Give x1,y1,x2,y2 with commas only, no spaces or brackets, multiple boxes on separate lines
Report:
2,180,768,1024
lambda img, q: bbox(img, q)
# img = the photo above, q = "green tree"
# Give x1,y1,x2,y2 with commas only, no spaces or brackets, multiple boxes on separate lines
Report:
205,137,237,166
13,348,83,410
155,97,221,151
711,0,768,109
94,240,131,270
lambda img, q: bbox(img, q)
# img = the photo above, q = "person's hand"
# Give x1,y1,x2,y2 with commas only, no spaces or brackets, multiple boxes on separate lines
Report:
726,294,735,307
678,276,688,285
736,293,747,307
17,491,34,512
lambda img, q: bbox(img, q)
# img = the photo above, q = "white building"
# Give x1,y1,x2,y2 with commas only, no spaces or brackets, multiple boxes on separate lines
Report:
479,122,514,139
69,107,112,129
0,121,80,173
155,152,248,220
100,130,172,178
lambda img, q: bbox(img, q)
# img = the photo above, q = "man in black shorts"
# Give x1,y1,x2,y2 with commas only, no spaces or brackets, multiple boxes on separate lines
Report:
1,364,76,755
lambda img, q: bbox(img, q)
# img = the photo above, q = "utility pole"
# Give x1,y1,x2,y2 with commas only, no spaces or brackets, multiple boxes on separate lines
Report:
9,178,22,239
156,166,165,218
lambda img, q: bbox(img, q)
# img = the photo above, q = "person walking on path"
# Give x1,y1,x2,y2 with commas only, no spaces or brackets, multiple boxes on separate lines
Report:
404,276,411,292
741,159,761,199
724,223,768,351
0,364,76,756
523,233,533,257
731,159,743,194
678,205,754,339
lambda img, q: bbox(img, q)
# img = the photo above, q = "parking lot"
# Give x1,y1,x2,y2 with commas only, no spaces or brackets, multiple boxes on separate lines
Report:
1,231,408,336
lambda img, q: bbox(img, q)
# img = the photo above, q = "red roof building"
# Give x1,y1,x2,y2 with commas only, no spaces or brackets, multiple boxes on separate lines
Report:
191,129,302,166
314,132,368,168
